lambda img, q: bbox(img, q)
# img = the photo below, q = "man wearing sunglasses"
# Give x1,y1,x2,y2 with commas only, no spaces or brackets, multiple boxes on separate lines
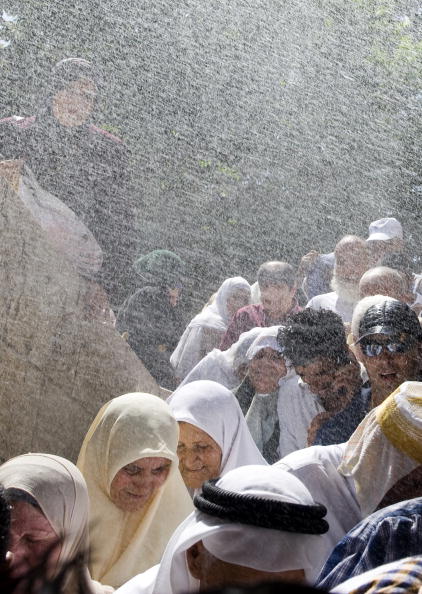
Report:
351,296,422,408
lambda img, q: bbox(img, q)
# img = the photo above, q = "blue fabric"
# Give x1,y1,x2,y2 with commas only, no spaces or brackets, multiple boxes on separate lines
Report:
304,252,335,300
314,385,372,446
316,498,422,590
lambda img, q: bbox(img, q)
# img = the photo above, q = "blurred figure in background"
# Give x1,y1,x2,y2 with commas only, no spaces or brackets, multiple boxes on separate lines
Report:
366,217,404,267
171,277,250,381
0,57,137,308
220,262,299,350
306,236,369,323
116,250,187,389
358,267,410,302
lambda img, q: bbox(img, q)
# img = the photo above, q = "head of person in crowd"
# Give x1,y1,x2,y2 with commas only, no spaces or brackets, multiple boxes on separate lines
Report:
256,262,297,322
351,296,422,407
380,251,416,300
339,381,422,515
366,217,404,266
168,380,266,491
359,266,410,302
246,327,287,395
133,249,185,306
38,58,98,130
118,466,329,594
278,309,361,413
0,453,96,593
170,277,251,381
222,278,252,320
331,235,369,303
77,393,193,588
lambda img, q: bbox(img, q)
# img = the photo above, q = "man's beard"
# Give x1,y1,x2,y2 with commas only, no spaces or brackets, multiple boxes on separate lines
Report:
331,275,360,303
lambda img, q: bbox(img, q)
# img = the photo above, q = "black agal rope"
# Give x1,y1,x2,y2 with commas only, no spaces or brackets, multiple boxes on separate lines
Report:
194,479,329,535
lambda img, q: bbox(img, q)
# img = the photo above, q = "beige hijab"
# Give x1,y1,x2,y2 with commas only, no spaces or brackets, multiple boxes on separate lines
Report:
0,453,106,593
77,393,193,589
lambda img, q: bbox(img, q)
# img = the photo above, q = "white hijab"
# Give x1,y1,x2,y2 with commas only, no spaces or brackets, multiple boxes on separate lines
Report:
115,465,326,594
177,327,263,389
170,277,251,379
0,453,106,594
168,380,267,478
244,326,285,454
77,393,193,588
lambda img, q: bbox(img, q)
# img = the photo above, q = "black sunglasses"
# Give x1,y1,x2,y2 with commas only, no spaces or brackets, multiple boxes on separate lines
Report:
360,338,416,358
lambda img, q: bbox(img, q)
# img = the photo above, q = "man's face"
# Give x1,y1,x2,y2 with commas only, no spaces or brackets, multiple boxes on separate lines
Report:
260,284,295,320
295,356,361,413
357,332,421,397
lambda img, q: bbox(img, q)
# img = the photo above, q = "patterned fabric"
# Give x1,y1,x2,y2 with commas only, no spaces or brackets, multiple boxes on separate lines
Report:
316,498,422,590
332,555,422,593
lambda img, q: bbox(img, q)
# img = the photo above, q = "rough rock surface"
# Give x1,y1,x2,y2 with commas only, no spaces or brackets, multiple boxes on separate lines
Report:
0,178,161,463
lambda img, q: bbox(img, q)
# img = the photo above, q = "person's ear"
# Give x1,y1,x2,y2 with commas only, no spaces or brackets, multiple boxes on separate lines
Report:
186,541,207,580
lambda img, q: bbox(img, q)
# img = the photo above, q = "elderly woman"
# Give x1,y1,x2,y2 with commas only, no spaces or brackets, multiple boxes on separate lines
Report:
0,453,109,593
234,326,288,462
170,277,251,381
77,393,193,589
168,380,266,493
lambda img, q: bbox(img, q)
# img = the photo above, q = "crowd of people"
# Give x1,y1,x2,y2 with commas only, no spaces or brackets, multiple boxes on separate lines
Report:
1,57,422,594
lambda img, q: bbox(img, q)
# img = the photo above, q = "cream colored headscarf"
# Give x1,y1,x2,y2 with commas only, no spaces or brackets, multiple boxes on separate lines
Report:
0,453,106,593
338,382,422,516
77,393,193,589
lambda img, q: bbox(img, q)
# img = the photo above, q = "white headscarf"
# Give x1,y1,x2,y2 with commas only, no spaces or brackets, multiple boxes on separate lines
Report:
115,465,326,594
177,327,263,389
0,453,106,594
244,326,286,454
170,277,251,379
245,325,283,361
168,380,267,478
77,393,193,588
338,403,420,516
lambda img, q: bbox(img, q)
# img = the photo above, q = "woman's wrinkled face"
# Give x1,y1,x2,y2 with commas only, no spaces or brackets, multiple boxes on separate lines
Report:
52,77,96,127
110,457,172,512
8,500,61,580
177,422,223,490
